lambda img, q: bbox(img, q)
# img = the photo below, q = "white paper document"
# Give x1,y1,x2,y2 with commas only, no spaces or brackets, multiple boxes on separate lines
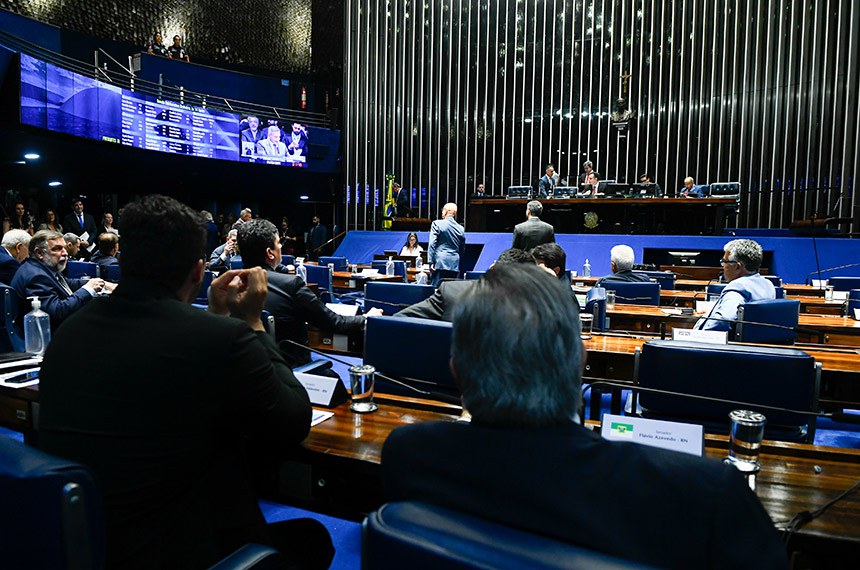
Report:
326,303,359,316
311,409,334,427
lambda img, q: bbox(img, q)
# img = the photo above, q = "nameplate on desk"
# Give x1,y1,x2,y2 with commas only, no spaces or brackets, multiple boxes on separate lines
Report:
833,291,849,301
672,328,727,344
600,414,703,456
295,372,349,407
854,308,860,320
695,300,716,314
811,279,826,289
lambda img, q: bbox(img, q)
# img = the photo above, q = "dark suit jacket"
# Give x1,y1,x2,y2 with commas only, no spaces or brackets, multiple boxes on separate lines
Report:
394,188,413,217
595,269,651,287
10,258,92,331
395,280,476,322
62,212,99,242
307,223,328,258
383,420,789,570
39,277,311,570
263,265,365,365
538,174,555,198
512,216,555,251
0,247,20,285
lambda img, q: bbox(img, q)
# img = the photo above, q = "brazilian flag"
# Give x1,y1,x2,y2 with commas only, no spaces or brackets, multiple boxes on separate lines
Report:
383,174,396,230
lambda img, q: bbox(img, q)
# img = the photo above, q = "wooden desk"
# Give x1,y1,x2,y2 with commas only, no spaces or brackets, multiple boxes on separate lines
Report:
331,271,404,291
284,397,860,559
658,290,845,315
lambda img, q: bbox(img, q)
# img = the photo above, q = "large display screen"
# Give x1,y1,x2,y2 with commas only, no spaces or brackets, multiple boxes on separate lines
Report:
20,53,315,168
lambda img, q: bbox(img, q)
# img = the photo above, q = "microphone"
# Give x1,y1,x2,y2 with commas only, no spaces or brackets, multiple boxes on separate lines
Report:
362,298,412,310
691,313,824,343
804,262,860,285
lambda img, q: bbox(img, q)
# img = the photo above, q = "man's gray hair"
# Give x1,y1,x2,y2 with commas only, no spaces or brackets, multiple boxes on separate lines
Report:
63,233,80,245
725,239,763,272
526,200,543,217
227,229,238,238
2,229,32,249
201,210,214,222
29,230,64,256
610,244,635,272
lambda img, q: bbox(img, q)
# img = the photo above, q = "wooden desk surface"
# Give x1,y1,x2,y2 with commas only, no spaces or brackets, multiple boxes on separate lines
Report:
658,290,844,314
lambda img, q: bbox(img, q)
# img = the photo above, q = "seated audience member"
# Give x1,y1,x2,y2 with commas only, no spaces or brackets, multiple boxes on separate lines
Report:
0,229,32,285
233,208,253,230
209,229,239,273
11,230,110,331
512,200,554,251
238,219,382,366
100,212,119,237
38,209,63,234
382,263,789,570
395,248,535,322
38,195,333,570
3,202,34,235
63,233,82,260
400,232,423,257
90,233,120,267
595,244,650,286
695,239,775,331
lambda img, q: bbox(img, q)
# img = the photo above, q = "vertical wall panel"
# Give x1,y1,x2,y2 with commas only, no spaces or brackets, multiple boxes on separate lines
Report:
345,0,860,232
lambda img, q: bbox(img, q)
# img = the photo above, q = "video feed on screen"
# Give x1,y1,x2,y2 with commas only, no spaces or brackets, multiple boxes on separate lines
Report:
238,116,309,168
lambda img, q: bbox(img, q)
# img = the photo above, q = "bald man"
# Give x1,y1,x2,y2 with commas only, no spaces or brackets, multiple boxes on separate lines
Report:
428,203,466,287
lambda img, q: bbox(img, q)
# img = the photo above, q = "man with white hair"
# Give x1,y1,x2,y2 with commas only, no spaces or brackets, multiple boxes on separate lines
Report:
595,244,650,286
428,202,465,287
0,229,32,284
695,239,775,331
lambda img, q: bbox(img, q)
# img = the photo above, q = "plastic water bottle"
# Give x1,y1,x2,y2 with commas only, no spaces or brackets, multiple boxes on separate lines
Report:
582,258,592,278
24,297,50,355
385,256,395,277
296,260,307,283
415,256,423,270
415,268,428,285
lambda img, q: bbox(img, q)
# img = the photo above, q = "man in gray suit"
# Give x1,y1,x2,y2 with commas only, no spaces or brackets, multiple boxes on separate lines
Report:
428,202,466,287
512,200,555,251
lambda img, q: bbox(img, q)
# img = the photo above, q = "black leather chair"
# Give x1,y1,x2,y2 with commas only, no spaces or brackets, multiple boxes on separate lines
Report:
363,501,656,570
99,264,121,283
585,286,606,332
0,435,283,570
65,260,98,279
0,283,24,352
634,340,820,443
364,281,435,315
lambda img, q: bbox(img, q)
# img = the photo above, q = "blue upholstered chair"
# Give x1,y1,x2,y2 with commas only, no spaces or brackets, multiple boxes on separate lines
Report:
848,289,860,320
364,282,436,316
363,501,655,570
773,286,785,299
0,436,283,570
100,264,121,283
318,256,348,271
633,271,676,290
464,271,486,280
364,316,458,400
585,287,607,332
0,283,24,352
602,282,660,306
229,257,244,270
634,340,820,443
762,275,782,287
735,299,800,345
706,283,726,301
66,260,98,279
281,255,295,267
371,260,408,283
829,276,860,291
304,264,334,301
195,270,214,304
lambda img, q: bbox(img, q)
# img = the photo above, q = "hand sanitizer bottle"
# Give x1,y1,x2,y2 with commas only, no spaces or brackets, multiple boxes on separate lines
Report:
582,258,592,278
415,268,428,285
24,297,51,355
385,256,395,276
296,259,307,283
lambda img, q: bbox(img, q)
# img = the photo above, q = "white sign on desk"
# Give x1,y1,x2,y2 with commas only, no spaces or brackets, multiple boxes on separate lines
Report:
295,372,349,407
672,328,727,345
695,300,717,314
601,414,704,456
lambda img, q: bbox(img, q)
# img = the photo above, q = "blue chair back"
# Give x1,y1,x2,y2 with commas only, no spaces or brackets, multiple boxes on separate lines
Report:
371,260,408,283
0,435,105,569
318,256,348,271
603,282,660,305
66,260,98,279
195,270,214,303
848,289,860,320
706,283,726,301
305,264,333,302
229,257,244,270
585,287,606,332
0,284,24,352
100,264,121,282
773,285,785,299
281,254,295,267
762,275,782,287
635,340,819,442
633,271,676,290
735,299,800,345
365,282,436,316
707,182,741,197
829,276,860,291
363,502,656,570
364,316,457,398
464,271,486,280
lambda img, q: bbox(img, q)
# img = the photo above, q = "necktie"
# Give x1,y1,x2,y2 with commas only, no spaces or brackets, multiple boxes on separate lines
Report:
56,273,73,296
78,214,84,228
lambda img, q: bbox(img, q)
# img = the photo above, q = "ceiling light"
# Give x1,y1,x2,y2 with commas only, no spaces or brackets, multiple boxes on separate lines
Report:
24,153,40,160
300,195,309,200
48,180,63,187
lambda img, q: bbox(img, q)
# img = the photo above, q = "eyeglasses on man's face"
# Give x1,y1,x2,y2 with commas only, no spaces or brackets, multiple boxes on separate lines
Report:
719,259,738,266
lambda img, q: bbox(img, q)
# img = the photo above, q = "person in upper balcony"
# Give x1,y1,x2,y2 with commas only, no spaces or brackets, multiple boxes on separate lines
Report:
168,35,190,62
144,32,168,57
695,239,775,331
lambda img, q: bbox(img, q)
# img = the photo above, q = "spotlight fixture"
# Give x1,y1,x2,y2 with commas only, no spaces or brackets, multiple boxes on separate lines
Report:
48,180,63,187
300,195,309,200
24,153,40,160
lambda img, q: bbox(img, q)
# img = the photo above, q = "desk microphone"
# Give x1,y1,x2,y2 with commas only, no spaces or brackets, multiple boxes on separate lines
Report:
804,262,860,285
690,314,824,343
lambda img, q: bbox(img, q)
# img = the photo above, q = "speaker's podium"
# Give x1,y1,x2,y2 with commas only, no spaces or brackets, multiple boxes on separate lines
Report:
389,216,432,231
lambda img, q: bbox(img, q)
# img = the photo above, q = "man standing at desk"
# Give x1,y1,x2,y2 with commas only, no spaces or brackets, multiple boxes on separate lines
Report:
538,165,558,198
306,215,328,261
383,263,788,569
512,200,554,251
696,238,775,331
427,202,465,287
62,198,98,258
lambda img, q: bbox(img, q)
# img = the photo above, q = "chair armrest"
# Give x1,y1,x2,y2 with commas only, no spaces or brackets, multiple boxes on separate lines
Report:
207,544,283,570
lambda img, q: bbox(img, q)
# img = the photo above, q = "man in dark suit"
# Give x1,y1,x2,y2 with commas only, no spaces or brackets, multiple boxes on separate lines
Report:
393,183,414,217
240,116,265,156
0,229,31,285
38,195,333,570
594,244,650,286
512,200,555,251
61,198,99,257
11,230,109,331
239,218,382,366
383,263,789,570
306,215,328,261
538,164,559,198
90,233,119,267
395,248,534,321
